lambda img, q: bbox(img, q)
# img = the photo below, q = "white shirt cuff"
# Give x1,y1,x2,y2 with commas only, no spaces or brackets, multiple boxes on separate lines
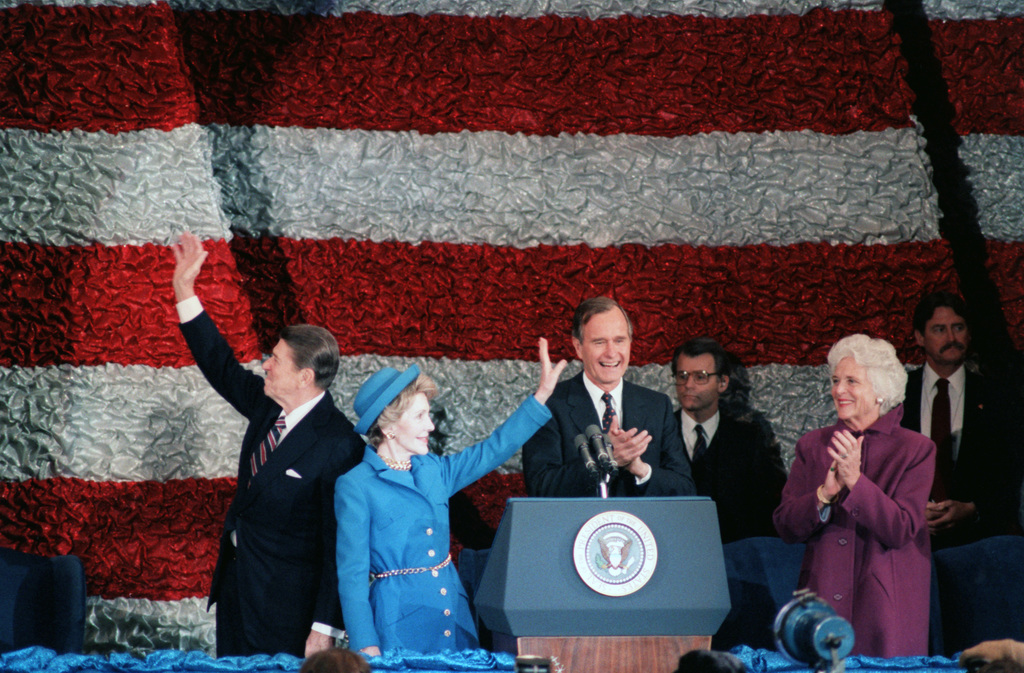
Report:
176,296,204,323
312,622,345,639
635,464,653,485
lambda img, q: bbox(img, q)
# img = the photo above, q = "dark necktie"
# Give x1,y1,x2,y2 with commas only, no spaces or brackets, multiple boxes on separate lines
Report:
251,414,286,478
601,392,616,433
930,378,954,501
693,424,708,461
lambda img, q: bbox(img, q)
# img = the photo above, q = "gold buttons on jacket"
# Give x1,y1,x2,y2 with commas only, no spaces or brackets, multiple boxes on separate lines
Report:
440,587,447,596
428,549,436,557
444,609,451,616
426,528,433,535
444,630,451,637
432,570,439,577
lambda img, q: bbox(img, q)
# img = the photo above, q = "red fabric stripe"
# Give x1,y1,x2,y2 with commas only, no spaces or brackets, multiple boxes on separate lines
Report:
931,17,1024,136
0,473,524,600
0,4,197,133
10,237,1024,368
0,240,260,368
261,237,967,367
0,477,234,600
175,8,913,136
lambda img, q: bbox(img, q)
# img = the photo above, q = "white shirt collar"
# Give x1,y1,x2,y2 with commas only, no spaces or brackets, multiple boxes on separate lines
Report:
922,362,966,395
279,391,325,441
680,409,720,458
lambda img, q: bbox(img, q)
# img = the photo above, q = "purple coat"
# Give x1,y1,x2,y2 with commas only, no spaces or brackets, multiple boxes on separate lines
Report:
773,405,935,657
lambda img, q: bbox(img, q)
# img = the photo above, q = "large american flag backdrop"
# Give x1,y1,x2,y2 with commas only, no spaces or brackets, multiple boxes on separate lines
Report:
0,0,1021,654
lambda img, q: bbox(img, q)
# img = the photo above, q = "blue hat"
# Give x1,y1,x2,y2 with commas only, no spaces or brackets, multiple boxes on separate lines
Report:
353,365,421,435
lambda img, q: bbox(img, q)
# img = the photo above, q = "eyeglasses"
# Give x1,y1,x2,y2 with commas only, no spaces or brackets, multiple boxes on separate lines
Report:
673,370,719,385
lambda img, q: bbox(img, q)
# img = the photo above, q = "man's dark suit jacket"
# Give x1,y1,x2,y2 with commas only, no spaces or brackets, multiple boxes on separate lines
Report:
679,410,787,544
902,366,1023,547
181,311,363,656
523,373,695,497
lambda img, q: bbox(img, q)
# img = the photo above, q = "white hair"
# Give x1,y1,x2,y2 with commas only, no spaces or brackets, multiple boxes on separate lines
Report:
827,334,907,415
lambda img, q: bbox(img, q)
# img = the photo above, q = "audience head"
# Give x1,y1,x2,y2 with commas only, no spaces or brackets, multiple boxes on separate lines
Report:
300,647,371,673
672,650,746,673
571,297,633,393
912,291,971,376
827,334,907,430
672,337,731,424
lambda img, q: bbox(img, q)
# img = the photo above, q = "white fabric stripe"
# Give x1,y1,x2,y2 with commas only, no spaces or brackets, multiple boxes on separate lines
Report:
87,596,215,656
2,358,849,482
0,123,939,248
0,125,230,247
0,0,881,17
214,124,940,248
0,363,248,482
922,0,1024,19
960,134,1024,242
315,0,878,18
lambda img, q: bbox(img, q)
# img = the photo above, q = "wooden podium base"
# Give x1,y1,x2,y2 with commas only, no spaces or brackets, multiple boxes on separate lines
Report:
492,633,711,673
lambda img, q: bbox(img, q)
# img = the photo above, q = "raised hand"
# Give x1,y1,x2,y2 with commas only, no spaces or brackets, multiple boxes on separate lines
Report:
533,337,568,404
171,232,208,302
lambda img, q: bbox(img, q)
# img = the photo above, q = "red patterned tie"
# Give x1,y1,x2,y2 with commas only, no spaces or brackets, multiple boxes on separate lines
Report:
251,415,286,478
601,392,616,433
930,378,953,501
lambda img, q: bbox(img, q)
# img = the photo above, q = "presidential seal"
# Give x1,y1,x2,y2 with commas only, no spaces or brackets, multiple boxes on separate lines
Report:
573,510,657,596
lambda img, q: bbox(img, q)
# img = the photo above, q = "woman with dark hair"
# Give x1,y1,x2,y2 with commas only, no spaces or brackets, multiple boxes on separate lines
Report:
774,334,935,657
335,339,566,656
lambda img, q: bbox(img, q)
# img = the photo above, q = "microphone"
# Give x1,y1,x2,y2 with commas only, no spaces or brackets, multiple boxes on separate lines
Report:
585,424,615,473
574,433,599,475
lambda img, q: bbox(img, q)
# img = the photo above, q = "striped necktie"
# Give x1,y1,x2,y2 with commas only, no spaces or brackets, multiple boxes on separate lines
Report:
251,414,286,478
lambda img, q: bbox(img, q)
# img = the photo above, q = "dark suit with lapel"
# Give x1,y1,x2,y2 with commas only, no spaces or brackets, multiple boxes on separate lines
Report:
181,312,363,656
679,410,786,543
523,373,695,497
902,366,1023,547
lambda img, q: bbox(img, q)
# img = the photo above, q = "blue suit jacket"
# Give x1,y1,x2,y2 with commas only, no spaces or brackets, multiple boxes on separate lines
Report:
334,397,551,653
522,373,695,497
180,312,363,655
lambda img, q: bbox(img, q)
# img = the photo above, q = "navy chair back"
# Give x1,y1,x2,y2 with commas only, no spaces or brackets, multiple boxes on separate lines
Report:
933,535,1024,655
713,536,805,651
0,547,87,654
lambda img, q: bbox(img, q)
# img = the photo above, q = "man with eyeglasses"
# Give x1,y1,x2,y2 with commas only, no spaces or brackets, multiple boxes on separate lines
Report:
523,297,694,498
672,337,786,543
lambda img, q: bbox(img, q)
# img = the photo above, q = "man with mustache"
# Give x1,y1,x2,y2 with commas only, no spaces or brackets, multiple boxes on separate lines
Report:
901,292,1023,547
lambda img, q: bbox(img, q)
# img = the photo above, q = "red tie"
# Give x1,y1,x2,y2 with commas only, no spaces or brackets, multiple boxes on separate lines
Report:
251,415,286,478
930,378,953,501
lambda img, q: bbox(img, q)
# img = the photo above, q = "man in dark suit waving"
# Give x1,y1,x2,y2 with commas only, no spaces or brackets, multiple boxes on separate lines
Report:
523,297,694,497
672,337,786,543
901,291,1023,548
172,233,363,657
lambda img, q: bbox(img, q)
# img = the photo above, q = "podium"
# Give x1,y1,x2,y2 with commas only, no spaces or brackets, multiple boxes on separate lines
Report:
475,497,729,673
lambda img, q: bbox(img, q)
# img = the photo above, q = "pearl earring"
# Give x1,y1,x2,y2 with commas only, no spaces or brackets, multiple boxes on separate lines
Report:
876,397,884,405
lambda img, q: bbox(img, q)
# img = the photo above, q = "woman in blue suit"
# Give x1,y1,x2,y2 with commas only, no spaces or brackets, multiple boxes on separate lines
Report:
335,339,566,656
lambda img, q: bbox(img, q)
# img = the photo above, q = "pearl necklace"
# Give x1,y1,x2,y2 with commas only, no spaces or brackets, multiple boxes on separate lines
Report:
381,456,412,471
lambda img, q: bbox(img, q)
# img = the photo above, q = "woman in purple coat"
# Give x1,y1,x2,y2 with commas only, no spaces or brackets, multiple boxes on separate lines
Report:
774,334,935,657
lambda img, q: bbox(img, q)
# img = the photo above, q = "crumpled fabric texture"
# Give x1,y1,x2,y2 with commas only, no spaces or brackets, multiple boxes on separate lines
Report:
215,125,939,249
178,9,915,136
86,596,217,656
0,363,246,482
0,126,229,247
961,134,1024,242
0,477,233,600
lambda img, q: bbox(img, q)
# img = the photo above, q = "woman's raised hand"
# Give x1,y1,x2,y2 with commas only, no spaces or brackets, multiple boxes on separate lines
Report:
534,338,568,405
